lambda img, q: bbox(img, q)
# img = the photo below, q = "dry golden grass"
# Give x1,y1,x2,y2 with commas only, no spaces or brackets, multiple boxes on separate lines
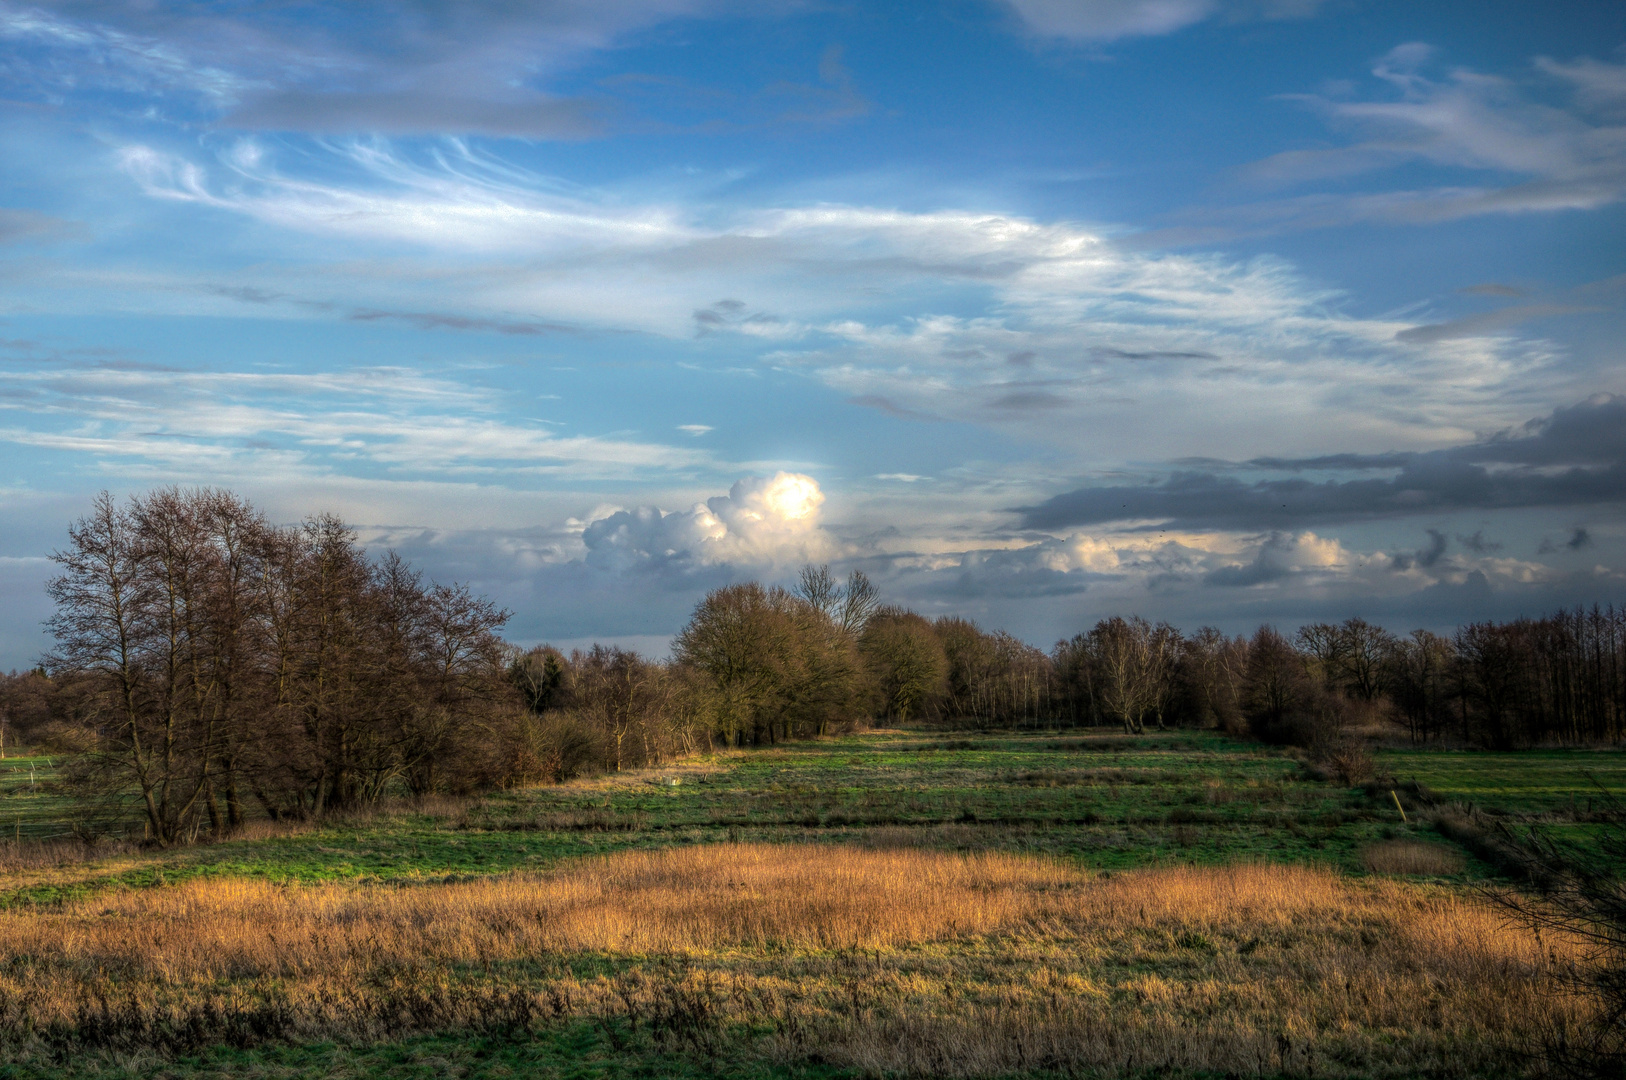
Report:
1363,838,1468,876
0,843,1586,1076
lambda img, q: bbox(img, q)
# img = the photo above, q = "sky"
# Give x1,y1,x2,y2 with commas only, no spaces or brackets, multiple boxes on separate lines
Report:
1,0,1623,667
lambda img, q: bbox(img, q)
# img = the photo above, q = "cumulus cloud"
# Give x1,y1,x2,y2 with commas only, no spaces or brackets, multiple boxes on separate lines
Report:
1205,531,1362,587
1020,394,1626,531
582,472,830,571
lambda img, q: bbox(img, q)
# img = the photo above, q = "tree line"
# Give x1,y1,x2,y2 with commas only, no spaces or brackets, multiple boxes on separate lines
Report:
7,488,1624,844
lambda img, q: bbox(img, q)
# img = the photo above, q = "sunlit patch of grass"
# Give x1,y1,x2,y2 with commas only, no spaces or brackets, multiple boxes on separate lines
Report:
0,844,1580,1078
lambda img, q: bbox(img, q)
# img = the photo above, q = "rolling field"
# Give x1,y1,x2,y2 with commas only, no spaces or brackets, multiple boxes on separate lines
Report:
0,730,1613,1079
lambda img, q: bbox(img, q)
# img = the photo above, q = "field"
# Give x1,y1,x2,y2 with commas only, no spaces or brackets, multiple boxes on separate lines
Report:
1378,745,1626,857
0,756,79,843
0,730,1614,1079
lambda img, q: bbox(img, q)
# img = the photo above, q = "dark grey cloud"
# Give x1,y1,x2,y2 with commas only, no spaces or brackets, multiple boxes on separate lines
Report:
989,390,1069,411
1019,394,1626,531
1092,347,1217,361
1569,526,1593,550
200,283,576,335
1456,529,1501,554
847,394,940,421
1391,529,1449,571
346,308,577,336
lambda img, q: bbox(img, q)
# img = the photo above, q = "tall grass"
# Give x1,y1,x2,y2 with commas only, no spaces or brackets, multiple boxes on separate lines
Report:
0,844,1586,1076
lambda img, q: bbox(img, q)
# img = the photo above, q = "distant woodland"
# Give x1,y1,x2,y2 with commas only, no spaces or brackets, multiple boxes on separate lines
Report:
2,487,1623,843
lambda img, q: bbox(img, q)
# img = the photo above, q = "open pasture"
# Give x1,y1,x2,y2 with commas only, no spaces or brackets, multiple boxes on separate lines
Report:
0,730,1613,1078
1378,745,1626,858
0,730,1445,908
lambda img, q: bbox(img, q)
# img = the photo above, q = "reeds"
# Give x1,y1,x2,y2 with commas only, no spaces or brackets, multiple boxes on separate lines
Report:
1362,837,1468,875
0,844,1583,1076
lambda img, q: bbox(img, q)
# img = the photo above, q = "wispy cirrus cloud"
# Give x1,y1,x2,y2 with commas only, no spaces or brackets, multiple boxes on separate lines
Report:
1148,45,1626,245
90,134,1569,468
0,358,720,481
0,1,858,137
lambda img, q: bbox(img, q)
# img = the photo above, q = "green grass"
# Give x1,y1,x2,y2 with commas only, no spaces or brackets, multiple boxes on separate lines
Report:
0,1026,856,1080
4,730,1619,1078
1377,745,1626,814
0,756,80,842
1377,744,1626,858
3,729,1438,908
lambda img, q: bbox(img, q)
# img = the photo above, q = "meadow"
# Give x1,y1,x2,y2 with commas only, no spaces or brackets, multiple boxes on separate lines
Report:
0,729,1614,1079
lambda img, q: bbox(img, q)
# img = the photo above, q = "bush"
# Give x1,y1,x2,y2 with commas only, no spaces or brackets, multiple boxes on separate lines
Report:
1318,738,1375,786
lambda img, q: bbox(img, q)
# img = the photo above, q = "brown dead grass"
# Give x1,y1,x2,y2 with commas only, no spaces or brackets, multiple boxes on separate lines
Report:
1363,838,1468,876
0,843,1587,1076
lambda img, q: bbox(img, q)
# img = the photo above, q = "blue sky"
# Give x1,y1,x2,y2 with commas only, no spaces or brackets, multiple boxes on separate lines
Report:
1,0,1623,666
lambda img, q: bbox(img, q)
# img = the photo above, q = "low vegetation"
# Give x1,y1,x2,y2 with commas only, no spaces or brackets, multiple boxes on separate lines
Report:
0,844,1587,1078
0,731,1609,1077
1,486,1623,1077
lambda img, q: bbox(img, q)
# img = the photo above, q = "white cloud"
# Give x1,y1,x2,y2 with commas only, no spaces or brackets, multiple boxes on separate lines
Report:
90,137,1563,464
582,472,830,570
0,361,718,482
1001,0,1216,41
1225,49,1626,228
0,0,740,133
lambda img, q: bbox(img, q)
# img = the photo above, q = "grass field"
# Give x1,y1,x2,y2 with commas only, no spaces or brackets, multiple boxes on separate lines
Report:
0,755,79,842
1378,744,1626,857
0,729,1613,1078
1,730,1441,908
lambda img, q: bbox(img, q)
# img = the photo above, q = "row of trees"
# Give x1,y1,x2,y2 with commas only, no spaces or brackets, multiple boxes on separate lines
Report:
18,489,1626,846
39,489,516,844
642,586,1626,750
